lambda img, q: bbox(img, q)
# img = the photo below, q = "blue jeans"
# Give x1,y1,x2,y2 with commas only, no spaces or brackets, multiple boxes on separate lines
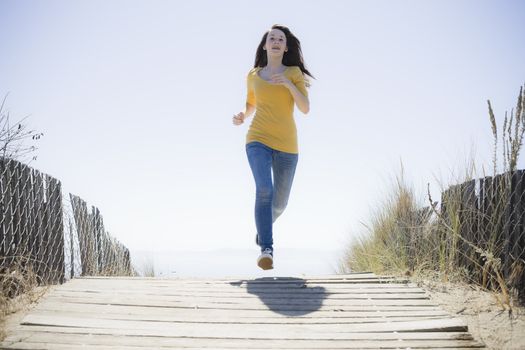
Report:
245,141,299,252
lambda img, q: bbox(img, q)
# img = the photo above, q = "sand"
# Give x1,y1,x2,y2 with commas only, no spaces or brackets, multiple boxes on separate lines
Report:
416,277,525,349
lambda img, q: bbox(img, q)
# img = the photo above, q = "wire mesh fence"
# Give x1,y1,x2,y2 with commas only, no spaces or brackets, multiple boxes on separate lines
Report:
68,194,132,277
1,157,133,299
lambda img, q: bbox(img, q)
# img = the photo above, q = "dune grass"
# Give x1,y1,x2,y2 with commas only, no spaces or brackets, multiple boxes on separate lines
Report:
0,256,50,341
340,84,525,309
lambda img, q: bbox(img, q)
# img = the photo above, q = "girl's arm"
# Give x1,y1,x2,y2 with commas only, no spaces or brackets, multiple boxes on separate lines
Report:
286,83,309,114
272,70,310,114
233,103,255,125
244,103,256,119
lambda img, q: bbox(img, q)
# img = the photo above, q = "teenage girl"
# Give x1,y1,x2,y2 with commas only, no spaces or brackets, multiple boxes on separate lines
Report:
232,24,314,270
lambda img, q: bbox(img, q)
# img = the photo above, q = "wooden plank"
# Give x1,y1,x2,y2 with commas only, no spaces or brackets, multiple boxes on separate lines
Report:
7,319,465,340
65,274,409,281
44,287,433,301
28,308,455,324
20,314,468,334
42,294,439,308
36,299,444,313
66,274,408,282
52,289,429,299
0,337,485,350
34,300,450,318
4,328,477,341
62,280,416,290
61,278,418,287
59,285,412,292
48,291,429,303
59,275,387,282
76,276,407,284
56,285,428,294
59,277,419,287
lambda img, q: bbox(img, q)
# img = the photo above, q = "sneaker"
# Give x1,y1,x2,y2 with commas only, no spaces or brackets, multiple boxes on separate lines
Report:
257,248,273,270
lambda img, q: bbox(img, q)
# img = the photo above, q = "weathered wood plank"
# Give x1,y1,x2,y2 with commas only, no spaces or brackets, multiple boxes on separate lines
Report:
49,289,431,301
41,297,439,312
29,308,455,324
4,325,468,344
43,292,437,304
56,277,420,289
34,300,451,318
3,328,477,341
34,298,445,312
0,338,485,349
73,277,408,284
67,275,412,282
78,273,384,281
57,284,427,293
49,290,430,300
20,314,468,334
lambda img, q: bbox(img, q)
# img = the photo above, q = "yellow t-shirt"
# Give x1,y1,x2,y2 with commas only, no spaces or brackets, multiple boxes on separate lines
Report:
245,65,308,154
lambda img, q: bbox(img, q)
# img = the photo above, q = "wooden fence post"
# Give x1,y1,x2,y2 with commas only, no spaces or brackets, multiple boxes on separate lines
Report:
518,171,525,304
69,219,75,279
48,177,65,283
459,180,477,275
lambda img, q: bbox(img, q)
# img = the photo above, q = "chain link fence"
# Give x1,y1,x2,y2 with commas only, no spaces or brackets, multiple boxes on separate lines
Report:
1,157,133,299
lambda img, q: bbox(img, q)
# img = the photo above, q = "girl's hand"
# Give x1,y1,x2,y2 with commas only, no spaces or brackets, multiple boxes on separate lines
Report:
271,73,292,88
232,111,245,125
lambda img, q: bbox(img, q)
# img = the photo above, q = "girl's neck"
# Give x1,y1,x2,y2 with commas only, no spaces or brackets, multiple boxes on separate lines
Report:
266,57,285,71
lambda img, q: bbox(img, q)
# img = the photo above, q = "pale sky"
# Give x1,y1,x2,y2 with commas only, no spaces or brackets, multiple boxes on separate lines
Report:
1,0,524,260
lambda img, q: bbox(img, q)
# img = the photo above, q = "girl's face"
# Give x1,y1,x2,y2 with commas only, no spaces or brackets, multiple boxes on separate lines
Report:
265,29,287,57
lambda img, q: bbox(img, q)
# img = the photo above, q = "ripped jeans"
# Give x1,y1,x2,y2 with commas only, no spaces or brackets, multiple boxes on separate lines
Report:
245,141,298,252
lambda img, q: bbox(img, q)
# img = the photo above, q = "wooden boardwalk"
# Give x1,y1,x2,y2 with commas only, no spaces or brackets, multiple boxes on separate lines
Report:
1,273,484,349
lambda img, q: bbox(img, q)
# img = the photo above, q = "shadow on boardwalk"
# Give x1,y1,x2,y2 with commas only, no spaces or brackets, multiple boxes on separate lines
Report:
229,277,327,316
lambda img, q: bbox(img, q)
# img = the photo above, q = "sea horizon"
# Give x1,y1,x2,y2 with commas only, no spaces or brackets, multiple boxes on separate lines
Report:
130,247,344,278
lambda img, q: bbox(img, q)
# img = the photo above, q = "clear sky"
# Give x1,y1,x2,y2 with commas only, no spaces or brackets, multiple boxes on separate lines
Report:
1,1,524,260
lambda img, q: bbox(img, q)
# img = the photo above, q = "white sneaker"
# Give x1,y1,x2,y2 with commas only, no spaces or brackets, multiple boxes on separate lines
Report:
257,248,273,270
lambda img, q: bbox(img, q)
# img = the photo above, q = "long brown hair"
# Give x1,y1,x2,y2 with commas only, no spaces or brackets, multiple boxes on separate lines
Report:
253,24,315,88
